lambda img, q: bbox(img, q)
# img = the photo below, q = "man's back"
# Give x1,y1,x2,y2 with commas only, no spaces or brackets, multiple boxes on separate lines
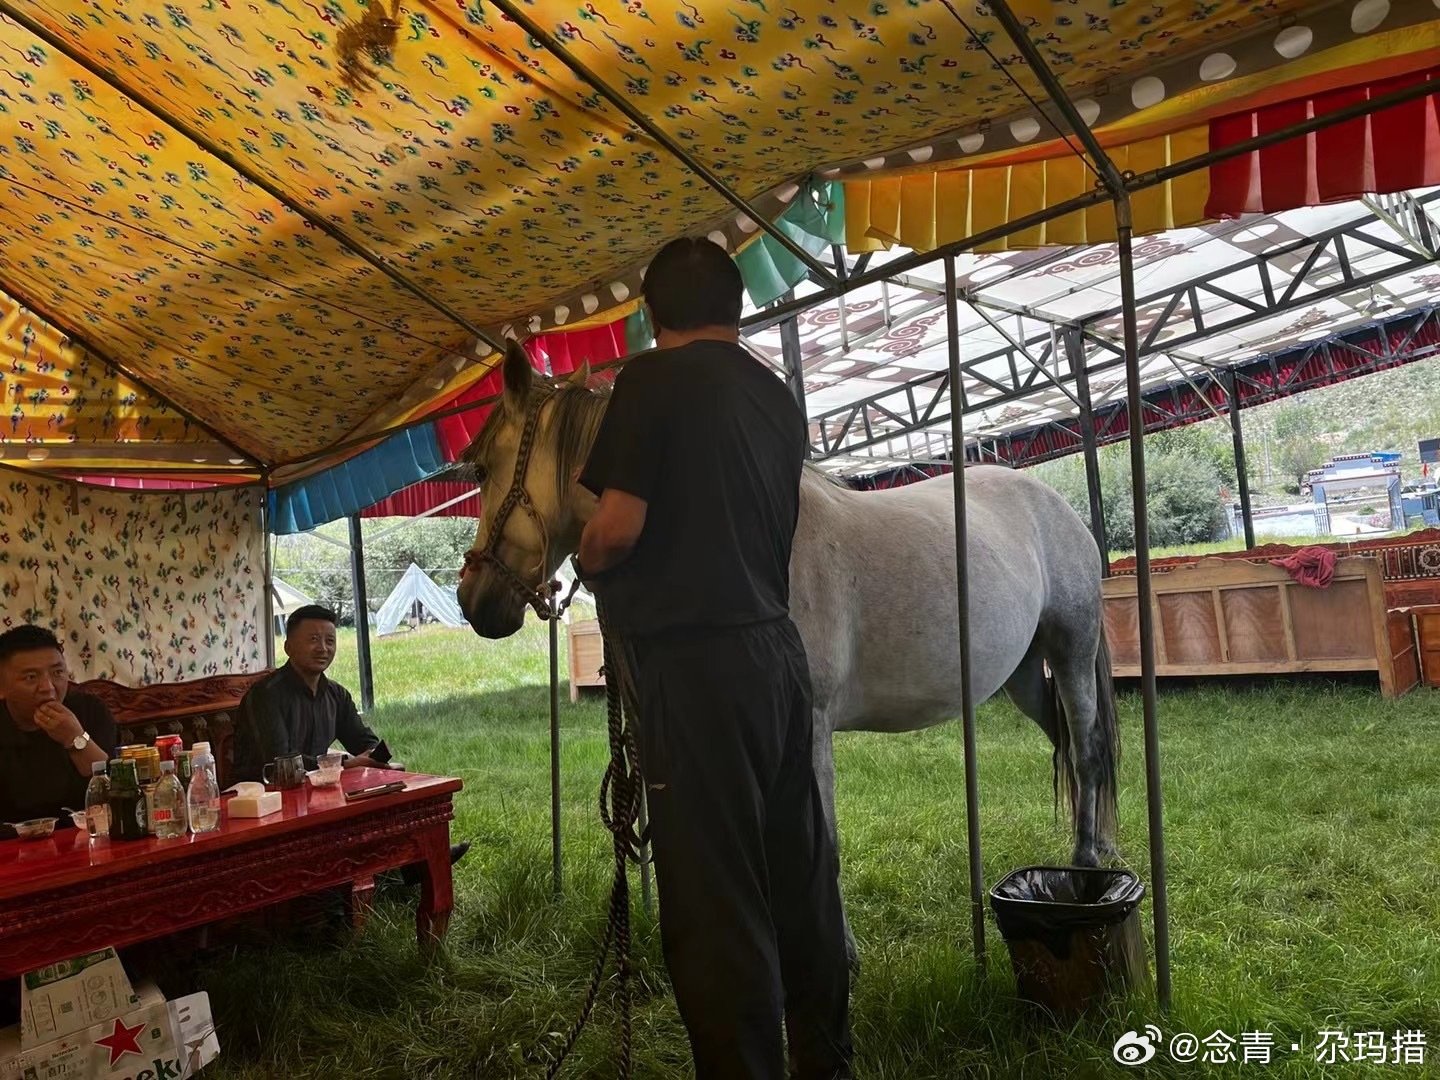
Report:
580,340,806,636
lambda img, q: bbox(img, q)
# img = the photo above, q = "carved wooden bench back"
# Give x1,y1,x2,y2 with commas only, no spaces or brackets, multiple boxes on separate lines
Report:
75,671,271,790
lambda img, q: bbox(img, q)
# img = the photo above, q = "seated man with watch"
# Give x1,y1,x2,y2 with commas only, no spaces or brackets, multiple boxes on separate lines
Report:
0,625,117,837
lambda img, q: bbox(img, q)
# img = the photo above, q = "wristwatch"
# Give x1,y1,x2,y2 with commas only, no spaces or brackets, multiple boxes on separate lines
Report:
70,731,91,752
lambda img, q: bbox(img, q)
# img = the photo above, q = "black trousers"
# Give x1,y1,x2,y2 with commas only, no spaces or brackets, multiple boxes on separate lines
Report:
626,618,852,1080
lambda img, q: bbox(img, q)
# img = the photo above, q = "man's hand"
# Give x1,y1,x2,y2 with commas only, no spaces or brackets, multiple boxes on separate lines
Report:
33,702,85,748
344,752,399,771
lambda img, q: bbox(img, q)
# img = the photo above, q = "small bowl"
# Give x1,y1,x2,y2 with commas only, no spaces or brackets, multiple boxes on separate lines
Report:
307,769,342,788
13,818,57,841
68,811,87,830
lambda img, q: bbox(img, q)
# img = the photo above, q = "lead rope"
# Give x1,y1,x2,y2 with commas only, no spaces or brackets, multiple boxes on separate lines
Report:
536,577,648,1080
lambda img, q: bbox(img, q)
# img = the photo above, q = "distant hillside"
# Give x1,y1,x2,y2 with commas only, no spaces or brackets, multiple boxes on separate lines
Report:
1241,359,1440,489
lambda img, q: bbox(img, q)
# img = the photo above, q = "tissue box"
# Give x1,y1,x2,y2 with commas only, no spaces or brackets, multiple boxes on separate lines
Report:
226,792,283,818
1,982,220,1080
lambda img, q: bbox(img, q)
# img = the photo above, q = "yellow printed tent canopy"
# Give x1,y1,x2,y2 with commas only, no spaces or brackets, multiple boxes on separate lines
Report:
1,0,1436,483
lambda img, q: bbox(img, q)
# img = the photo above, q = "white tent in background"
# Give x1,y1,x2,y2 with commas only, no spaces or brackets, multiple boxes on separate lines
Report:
271,578,316,635
374,563,468,636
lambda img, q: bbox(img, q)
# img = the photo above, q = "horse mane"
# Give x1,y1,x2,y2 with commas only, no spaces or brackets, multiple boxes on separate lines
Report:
460,378,612,507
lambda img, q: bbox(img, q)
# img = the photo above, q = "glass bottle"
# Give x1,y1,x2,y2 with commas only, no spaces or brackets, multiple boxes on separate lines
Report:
150,760,188,840
107,759,148,842
84,760,111,841
186,742,221,835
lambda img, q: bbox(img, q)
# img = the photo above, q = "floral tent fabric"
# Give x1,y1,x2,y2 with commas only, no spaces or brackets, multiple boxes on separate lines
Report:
1,0,1438,502
0,472,265,682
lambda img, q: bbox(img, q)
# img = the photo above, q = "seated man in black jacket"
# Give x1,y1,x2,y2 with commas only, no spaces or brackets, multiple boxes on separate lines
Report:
235,605,468,872
234,605,395,780
0,625,117,836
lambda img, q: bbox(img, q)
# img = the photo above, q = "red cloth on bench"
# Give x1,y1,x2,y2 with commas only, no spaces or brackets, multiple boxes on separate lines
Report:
1269,546,1337,589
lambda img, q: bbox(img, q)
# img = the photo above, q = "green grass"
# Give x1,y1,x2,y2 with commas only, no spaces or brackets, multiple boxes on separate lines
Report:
197,626,1440,1078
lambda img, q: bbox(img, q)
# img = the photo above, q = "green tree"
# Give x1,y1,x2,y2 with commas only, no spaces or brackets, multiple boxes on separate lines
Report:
1032,441,1229,553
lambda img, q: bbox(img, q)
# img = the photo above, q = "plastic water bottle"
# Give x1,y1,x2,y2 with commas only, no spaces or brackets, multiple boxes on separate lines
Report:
84,760,110,840
151,760,188,840
187,741,221,835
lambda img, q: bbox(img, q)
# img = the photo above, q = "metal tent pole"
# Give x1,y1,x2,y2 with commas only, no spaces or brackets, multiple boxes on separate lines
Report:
348,513,376,713
1068,329,1110,574
1226,372,1257,550
260,480,278,669
549,615,563,899
945,257,986,969
1116,194,1173,1011
988,0,1170,1006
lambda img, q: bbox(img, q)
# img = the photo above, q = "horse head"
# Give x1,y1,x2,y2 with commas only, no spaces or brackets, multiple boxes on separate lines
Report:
457,341,604,638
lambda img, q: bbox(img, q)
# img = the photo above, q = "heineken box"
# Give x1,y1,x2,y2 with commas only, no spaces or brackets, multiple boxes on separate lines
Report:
3,959,220,1080
19,948,139,1047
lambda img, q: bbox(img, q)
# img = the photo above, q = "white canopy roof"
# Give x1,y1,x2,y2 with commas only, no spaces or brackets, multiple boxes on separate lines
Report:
744,189,1440,475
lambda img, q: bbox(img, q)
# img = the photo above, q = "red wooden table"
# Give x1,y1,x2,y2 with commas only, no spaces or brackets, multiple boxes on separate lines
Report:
0,769,462,979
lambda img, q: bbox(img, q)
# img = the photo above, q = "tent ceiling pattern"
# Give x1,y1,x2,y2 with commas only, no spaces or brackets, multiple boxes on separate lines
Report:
750,189,1440,473
0,0,1395,480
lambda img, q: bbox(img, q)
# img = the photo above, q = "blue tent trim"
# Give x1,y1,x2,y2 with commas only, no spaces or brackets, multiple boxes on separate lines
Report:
269,422,446,534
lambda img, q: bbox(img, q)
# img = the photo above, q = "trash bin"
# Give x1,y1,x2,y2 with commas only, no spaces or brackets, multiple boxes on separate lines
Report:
989,865,1150,1016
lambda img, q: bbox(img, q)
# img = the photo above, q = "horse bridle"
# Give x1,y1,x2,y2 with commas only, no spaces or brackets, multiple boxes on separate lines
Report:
462,387,578,622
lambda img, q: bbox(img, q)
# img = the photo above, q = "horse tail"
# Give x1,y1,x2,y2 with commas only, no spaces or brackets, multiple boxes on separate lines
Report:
1045,671,1076,829
1091,632,1121,851
1047,633,1121,853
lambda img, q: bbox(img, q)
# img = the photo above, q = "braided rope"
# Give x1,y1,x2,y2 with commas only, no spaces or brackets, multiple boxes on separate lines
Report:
467,389,645,1078
543,595,646,1079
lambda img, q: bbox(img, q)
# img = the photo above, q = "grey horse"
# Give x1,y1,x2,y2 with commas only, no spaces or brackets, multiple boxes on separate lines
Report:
457,343,1121,959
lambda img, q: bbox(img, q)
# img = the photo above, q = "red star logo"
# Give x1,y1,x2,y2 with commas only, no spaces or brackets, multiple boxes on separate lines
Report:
94,1016,146,1066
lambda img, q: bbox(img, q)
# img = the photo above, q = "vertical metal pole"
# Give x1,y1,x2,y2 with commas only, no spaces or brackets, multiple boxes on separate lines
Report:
549,616,563,898
1226,371,1257,551
1116,193,1172,1011
1068,330,1109,575
259,482,277,669
945,257,986,970
347,513,375,713
780,318,809,432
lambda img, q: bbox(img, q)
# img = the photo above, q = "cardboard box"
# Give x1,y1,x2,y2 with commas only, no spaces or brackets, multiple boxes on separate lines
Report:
1,983,219,1080
20,950,139,1048
4,952,219,1080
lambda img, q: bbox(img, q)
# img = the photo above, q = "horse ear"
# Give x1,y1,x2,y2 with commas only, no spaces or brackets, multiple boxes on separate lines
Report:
502,340,532,408
565,359,590,387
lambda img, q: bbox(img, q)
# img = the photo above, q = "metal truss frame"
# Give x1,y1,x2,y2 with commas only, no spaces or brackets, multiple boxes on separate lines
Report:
808,192,1440,467
855,304,1440,475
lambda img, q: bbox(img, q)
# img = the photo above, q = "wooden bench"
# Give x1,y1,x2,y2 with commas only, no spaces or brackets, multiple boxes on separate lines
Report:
75,671,272,790
567,619,606,703
1108,528,1440,609
1102,557,1420,697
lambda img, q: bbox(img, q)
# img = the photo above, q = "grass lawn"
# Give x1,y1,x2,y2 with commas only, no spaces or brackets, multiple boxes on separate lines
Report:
197,625,1440,1079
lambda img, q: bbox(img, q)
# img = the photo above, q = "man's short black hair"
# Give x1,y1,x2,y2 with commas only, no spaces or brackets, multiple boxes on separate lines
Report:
0,625,63,664
643,237,745,332
285,605,338,636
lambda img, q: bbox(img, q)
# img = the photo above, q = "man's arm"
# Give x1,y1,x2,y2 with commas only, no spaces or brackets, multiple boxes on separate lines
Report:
33,700,109,778
335,689,394,769
577,365,662,577
578,489,648,575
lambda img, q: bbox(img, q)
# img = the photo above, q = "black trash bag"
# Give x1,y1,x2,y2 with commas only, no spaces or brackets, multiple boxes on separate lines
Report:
989,866,1149,1016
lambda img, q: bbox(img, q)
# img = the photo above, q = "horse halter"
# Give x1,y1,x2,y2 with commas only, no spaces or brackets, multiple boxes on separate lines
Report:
463,388,577,622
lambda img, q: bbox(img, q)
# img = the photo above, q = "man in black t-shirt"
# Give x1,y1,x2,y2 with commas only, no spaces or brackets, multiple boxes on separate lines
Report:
578,238,852,1080
0,625,117,837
